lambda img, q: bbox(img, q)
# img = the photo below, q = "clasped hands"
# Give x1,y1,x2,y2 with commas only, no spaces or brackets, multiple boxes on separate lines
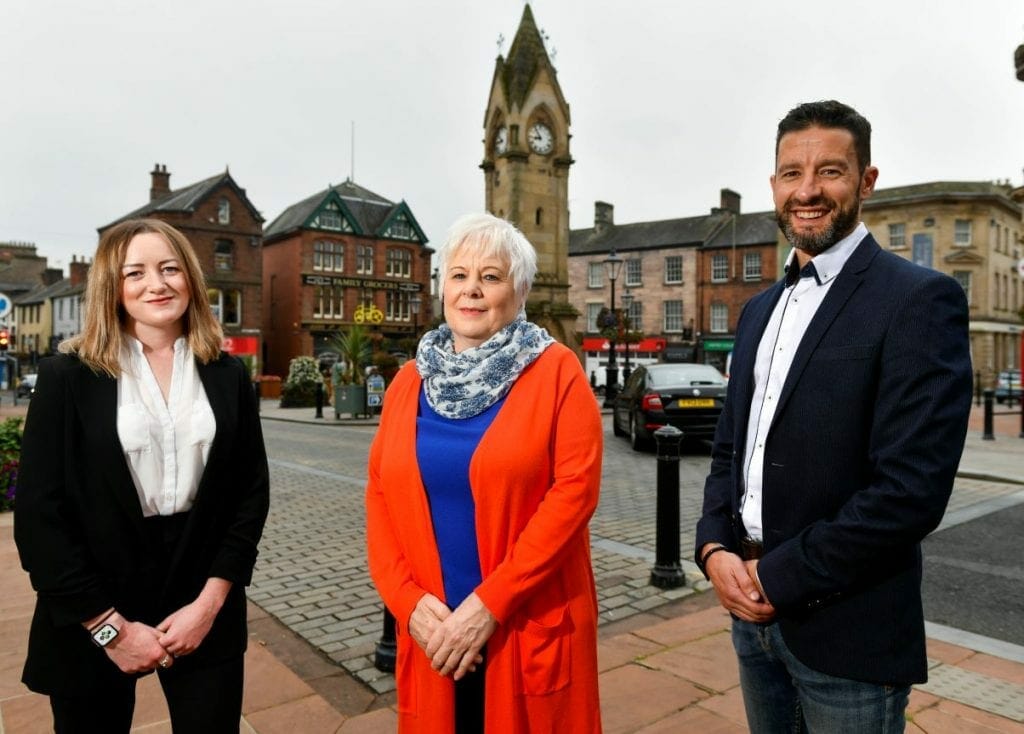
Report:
704,547,776,623
410,592,497,681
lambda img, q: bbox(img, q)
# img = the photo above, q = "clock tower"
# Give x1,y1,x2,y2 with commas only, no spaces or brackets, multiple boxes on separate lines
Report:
482,4,578,350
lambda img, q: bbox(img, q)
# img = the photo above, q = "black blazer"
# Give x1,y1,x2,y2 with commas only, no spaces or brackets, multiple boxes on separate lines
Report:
696,235,973,685
15,352,269,695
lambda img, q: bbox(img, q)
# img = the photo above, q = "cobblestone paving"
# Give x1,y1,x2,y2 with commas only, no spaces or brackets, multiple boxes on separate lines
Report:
249,416,1019,694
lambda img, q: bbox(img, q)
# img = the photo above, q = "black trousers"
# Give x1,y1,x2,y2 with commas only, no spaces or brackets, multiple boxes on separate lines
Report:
455,665,485,733
49,654,244,733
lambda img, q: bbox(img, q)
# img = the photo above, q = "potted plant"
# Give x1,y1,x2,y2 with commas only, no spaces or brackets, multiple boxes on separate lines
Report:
331,325,373,417
280,356,324,408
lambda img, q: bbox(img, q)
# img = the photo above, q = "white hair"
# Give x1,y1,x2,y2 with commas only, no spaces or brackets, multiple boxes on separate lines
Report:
435,213,537,311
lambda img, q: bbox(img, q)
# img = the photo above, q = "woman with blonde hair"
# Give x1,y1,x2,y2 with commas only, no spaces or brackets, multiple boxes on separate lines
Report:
15,218,269,732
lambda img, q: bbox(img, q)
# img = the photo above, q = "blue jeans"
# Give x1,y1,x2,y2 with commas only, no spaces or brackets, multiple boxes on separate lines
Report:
731,619,910,734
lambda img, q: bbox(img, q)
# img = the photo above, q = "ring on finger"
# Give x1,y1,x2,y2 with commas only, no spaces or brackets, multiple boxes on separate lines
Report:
158,655,172,668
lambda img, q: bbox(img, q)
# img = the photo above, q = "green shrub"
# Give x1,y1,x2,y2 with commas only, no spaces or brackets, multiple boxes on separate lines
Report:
0,418,22,512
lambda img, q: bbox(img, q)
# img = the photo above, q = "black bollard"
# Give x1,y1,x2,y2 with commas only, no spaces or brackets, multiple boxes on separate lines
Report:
1019,389,1024,439
650,425,685,588
974,370,982,407
253,380,261,414
982,389,995,441
314,382,324,419
374,607,397,672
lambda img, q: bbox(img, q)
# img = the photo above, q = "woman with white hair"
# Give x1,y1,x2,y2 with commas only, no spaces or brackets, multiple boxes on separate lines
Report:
366,213,603,733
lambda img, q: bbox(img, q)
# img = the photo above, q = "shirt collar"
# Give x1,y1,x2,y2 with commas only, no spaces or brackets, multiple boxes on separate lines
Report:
783,222,868,288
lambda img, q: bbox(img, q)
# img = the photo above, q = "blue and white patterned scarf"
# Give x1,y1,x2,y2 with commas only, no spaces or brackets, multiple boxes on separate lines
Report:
416,317,555,419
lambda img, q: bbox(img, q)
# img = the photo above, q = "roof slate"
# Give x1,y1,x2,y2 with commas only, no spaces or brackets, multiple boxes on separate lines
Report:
102,170,264,229
264,180,411,241
570,210,778,255
865,181,1020,210
502,5,546,109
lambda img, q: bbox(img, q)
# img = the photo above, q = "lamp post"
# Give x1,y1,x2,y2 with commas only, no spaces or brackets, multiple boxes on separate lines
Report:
603,250,624,407
410,292,422,339
621,287,634,384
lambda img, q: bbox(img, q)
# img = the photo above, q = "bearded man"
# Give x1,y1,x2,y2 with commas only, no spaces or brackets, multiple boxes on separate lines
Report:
695,100,973,733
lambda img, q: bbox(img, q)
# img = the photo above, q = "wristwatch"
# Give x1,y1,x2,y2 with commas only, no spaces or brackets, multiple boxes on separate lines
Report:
90,620,120,647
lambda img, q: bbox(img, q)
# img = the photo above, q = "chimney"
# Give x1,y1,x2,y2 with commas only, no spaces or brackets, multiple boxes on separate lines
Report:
720,188,741,215
594,201,614,234
69,255,91,287
150,163,171,201
41,267,63,286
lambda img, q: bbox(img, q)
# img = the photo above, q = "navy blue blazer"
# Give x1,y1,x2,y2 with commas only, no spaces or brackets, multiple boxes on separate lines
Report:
696,234,972,685
15,352,269,696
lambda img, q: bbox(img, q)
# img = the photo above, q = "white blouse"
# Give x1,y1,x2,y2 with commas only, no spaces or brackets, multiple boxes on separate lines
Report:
116,337,216,517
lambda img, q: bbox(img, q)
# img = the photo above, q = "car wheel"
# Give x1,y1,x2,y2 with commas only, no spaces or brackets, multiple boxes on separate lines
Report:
630,415,647,451
612,407,627,437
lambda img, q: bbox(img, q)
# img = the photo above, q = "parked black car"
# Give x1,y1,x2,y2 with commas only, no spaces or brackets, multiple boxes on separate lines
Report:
16,373,37,399
612,363,727,450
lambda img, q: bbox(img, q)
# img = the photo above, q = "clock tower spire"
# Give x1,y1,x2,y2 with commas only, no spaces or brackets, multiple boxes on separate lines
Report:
482,4,578,350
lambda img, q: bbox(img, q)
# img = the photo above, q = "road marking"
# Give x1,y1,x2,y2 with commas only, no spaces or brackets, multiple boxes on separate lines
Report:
268,458,365,488
925,555,1024,581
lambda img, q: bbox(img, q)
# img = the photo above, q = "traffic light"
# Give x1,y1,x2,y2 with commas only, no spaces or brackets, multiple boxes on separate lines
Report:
0,330,8,352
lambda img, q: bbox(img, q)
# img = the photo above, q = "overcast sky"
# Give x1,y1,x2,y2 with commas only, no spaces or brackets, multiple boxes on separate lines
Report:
4,1,1024,272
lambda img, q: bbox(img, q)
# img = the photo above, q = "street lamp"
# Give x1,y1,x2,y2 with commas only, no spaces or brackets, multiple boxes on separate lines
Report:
410,292,422,339
621,287,634,384
603,250,624,407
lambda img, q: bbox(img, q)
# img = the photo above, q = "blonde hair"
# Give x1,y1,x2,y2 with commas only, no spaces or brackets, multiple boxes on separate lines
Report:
60,219,223,376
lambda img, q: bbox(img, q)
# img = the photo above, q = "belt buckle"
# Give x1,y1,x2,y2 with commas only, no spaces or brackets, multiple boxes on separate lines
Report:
740,536,764,561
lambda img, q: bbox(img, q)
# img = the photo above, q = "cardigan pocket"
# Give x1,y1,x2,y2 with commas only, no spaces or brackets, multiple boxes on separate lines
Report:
513,603,574,695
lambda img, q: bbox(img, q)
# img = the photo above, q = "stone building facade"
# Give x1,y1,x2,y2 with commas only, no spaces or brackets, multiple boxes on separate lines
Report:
861,181,1022,384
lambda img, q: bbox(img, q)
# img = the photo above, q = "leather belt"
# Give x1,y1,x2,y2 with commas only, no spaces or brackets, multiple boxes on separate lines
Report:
739,536,764,561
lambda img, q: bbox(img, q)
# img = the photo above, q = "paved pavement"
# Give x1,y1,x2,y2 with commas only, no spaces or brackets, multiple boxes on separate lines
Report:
0,398,1022,731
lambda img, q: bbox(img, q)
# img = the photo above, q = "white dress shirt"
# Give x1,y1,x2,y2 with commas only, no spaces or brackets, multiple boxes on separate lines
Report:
740,223,869,540
117,337,216,517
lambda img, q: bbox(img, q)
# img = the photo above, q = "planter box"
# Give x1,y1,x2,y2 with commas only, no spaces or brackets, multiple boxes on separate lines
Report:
335,384,367,418
258,376,282,399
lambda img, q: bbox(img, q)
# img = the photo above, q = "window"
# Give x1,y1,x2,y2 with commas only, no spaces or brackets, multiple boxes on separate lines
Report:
386,290,410,321
383,213,417,241
386,248,412,278
214,240,234,271
218,198,230,225
664,256,682,284
625,258,642,287
888,223,906,249
711,254,728,282
743,252,762,281
208,289,241,326
663,301,683,333
953,271,972,305
357,245,374,274
587,303,603,332
535,208,543,226
710,303,728,333
625,300,643,332
954,219,972,247
588,262,604,288
314,240,344,272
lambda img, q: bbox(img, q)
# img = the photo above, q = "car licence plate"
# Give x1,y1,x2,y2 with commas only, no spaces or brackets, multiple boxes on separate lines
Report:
678,398,715,408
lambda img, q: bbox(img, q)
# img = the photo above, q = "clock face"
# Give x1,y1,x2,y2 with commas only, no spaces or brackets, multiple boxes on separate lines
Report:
494,126,508,154
528,122,554,154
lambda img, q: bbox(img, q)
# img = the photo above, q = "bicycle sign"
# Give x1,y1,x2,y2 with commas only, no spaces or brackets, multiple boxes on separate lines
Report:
353,304,384,324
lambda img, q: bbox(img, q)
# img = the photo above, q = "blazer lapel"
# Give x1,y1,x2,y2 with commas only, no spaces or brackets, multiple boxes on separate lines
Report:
771,235,880,427
731,281,786,444
79,368,149,533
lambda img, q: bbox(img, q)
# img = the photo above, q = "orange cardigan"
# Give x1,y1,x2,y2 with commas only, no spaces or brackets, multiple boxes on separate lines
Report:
366,343,603,733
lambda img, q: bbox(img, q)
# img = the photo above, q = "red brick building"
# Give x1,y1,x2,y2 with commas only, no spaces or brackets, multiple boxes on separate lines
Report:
100,164,265,373
696,191,781,373
261,180,431,378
